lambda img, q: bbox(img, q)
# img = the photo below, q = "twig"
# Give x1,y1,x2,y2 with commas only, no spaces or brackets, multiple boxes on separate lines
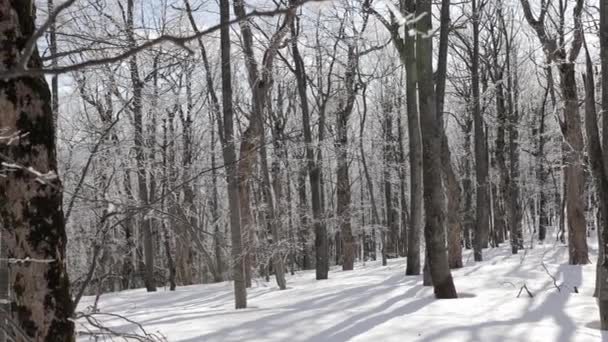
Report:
517,283,534,298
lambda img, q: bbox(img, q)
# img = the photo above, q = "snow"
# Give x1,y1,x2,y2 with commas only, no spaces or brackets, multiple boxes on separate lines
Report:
77,244,607,341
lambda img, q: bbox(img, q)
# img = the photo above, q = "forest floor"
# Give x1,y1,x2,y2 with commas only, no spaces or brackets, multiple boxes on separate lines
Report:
77,242,606,341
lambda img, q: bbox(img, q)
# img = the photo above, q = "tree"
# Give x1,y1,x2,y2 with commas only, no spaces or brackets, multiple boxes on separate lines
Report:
335,44,358,271
519,0,588,265
0,0,75,339
592,0,608,328
289,10,329,280
471,0,490,261
416,0,458,299
219,0,247,308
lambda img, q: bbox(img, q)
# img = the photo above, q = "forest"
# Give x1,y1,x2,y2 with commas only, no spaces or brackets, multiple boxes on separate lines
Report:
0,0,608,341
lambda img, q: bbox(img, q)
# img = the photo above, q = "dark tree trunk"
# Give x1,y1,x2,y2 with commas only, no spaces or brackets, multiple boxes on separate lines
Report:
382,100,399,258
0,1,75,339
297,164,313,269
434,0,462,269
401,0,422,276
582,39,608,330
220,0,247,309
462,119,474,249
127,0,156,292
416,0,458,299
290,21,329,279
537,73,550,242
335,45,357,271
161,110,176,291
472,0,489,261
397,111,409,258
505,46,523,254
594,3,608,327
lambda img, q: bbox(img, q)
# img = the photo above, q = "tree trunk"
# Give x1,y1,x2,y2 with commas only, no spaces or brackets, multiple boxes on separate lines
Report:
336,94,355,270
397,112,409,258
537,74,550,242
0,1,75,339
506,47,523,254
559,62,588,264
416,0,458,299
462,119,474,249
127,0,156,292
161,115,177,291
382,99,399,259
290,21,329,279
434,0,462,269
401,0,422,275
472,0,489,261
220,0,247,308
297,163,313,269
582,39,608,329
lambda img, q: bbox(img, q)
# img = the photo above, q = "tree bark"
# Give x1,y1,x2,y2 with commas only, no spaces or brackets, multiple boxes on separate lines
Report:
582,38,608,330
290,20,329,279
335,46,357,271
382,99,399,259
127,0,156,292
0,1,75,339
472,0,489,261
416,0,458,299
401,0,423,275
560,62,588,264
219,0,247,308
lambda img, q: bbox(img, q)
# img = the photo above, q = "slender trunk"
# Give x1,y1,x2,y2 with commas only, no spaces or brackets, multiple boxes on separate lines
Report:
359,85,382,263
161,120,176,291
462,119,474,249
220,0,246,308
382,100,398,258
506,49,522,254
297,163,312,269
434,0,461,269
595,3,608,327
397,112,409,258
401,0,422,275
49,0,58,126
537,74,550,242
494,68,509,249
582,40,608,329
127,0,156,292
290,21,328,279
472,0,489,261
210,113,224,283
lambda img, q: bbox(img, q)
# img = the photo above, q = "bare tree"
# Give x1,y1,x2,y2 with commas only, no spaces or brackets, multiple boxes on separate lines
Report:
519,0,588,264
219,0,247,308
416,0,458,299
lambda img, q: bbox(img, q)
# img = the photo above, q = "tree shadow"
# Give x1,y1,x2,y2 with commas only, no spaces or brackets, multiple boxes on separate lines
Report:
418,263,591,342
180,274,423,342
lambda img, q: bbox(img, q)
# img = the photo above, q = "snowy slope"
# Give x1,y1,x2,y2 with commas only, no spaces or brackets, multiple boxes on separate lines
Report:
76,244,606,341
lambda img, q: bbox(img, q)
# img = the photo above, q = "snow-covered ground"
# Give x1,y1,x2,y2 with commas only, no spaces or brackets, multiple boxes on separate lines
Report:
77,243,607,341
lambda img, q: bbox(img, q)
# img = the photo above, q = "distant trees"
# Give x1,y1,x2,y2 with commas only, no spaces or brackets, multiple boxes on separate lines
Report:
6,0,608,334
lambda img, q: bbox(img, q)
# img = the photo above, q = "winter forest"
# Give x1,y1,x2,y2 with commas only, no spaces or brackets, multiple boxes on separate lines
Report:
2,0,608,340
